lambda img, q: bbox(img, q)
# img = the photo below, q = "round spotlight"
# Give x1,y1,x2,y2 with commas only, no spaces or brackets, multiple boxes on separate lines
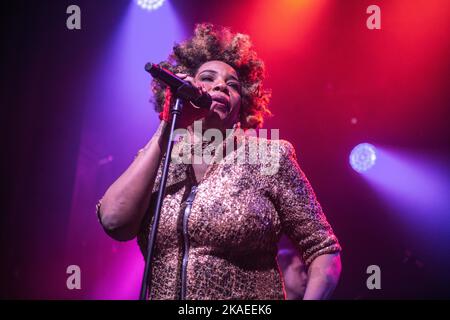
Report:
349,143,377,172
136,0,165,11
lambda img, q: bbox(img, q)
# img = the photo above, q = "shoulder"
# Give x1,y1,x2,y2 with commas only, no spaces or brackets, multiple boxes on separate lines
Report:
241,134,299,176
277,139,297,158
244,134,297,158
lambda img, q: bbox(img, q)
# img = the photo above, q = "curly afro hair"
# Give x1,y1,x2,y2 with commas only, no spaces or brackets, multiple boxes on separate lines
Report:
151,23,272,129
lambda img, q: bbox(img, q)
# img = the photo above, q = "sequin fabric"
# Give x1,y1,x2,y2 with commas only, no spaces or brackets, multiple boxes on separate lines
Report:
137,128,341,300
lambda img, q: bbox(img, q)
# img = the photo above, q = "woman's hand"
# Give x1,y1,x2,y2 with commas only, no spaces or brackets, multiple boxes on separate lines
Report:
159,73,210,129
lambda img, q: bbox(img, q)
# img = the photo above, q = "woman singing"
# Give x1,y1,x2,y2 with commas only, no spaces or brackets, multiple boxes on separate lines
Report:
96,23,342,300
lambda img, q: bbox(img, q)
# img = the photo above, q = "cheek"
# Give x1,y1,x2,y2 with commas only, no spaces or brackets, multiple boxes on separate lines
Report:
205,83,214,90
284,270,294,283
230,94,241,111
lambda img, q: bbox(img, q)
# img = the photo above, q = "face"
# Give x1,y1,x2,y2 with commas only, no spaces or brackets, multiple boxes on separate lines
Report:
284,256,308,298
194,60,242,130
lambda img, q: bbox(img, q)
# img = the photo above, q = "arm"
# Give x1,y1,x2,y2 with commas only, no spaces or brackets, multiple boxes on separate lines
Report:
272,140,342,299
97,121,169,241
303,252,342,300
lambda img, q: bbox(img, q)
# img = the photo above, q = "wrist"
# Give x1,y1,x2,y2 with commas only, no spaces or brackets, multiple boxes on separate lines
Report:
154,120,169,137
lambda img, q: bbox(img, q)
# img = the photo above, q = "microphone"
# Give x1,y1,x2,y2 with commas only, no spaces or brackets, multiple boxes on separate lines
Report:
145,63,212,109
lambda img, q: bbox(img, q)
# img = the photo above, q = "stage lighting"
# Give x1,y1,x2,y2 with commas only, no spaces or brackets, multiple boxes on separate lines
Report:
350,143,377,172
136,0,165,11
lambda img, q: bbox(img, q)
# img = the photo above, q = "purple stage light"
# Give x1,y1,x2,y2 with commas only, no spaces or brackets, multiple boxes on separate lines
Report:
349,143,377,172
136,0,165,11
66,0,184,299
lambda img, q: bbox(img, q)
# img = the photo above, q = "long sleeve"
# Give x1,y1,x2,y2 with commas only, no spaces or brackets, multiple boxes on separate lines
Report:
272,140,342,266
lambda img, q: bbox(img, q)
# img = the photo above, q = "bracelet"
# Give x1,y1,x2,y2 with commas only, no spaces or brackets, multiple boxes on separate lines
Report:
95,198,103,223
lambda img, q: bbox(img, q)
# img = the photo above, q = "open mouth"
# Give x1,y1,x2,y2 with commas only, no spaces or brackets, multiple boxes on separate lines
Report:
211,101,229,112
211,93,228,104
211,97,229,111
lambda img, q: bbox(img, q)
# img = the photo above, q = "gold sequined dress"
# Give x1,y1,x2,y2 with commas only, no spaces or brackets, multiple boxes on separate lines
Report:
137,127,341,300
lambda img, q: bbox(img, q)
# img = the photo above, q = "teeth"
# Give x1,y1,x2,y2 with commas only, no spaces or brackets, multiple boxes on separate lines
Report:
214,99,227,104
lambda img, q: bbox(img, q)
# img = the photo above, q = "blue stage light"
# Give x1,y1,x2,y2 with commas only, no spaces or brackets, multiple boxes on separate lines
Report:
350,143,377,172
136,0,165,11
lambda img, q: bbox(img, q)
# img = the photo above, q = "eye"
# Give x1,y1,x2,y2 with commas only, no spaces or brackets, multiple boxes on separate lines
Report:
228,81,241,92
200,75,214,82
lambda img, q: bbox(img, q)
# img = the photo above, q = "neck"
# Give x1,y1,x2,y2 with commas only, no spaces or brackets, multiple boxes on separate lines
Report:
184,121,241,160
186,120,240,142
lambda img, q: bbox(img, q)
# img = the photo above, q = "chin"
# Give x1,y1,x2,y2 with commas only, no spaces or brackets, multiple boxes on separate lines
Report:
207,109,227,121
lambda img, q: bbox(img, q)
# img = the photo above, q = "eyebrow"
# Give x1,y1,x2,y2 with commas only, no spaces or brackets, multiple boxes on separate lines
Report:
198,70,240,82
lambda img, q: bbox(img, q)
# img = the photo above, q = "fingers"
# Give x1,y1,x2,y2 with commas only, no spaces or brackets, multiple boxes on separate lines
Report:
175,73,210,94
198,84,207,94
175,73,197,87
176,73,192,82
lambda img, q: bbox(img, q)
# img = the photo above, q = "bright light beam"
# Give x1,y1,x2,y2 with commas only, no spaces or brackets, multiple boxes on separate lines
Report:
350,143,377,173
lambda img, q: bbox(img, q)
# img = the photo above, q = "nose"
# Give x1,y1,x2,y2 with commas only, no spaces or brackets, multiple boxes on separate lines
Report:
213,81,228,95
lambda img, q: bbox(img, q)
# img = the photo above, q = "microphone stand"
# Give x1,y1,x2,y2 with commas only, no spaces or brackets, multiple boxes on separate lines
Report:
139,96,184,300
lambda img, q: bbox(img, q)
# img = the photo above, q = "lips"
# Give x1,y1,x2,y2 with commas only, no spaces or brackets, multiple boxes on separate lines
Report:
210,94,229,106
